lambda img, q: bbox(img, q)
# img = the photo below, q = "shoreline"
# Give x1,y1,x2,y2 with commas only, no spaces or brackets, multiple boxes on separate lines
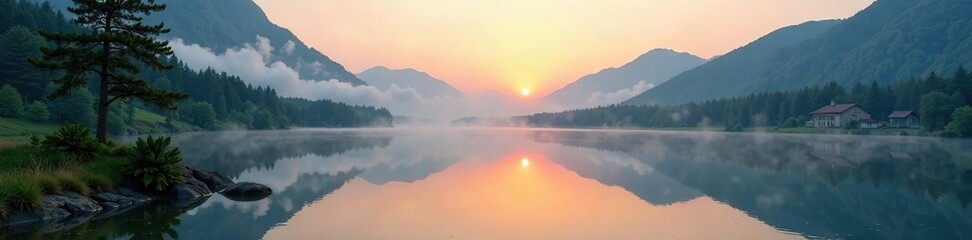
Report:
0,164,234,233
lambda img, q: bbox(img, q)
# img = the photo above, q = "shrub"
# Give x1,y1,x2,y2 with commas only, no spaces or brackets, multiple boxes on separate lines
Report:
24,101,50,122
41,123,103,162
0,174,44,210
945,106,972,137
46,85,96,128
844,120,860,130
125,136,183,191
780,117,799,128
0,85,24,117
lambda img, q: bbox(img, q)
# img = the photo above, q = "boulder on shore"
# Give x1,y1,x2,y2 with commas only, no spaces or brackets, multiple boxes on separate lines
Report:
220,182,273,201
192,169,234,192
171,165,214,206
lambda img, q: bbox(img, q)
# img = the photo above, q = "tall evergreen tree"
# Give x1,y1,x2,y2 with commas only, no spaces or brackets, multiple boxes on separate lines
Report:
952,66,972,105
0,26,46,101
30,0,187,142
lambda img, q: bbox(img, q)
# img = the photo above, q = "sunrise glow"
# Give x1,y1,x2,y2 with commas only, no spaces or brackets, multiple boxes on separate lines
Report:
521,88,531,97
521,158,530,167
252,0,873,96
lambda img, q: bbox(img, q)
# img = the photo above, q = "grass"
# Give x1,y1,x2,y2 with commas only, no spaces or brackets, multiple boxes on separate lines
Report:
0,174,43,211
131,108,196,133
0,142,130,219
0,117,59,142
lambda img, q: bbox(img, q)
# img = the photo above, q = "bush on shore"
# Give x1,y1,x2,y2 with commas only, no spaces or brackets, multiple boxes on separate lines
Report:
0,124,158,219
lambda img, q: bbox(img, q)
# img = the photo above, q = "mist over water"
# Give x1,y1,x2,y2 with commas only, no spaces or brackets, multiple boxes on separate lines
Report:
15,128,972,239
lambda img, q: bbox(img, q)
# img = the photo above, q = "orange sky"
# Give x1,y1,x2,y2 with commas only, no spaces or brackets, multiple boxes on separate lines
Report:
252,0,874,97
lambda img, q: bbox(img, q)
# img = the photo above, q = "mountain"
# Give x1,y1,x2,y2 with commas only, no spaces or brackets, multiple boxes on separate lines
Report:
4,0,391,131
626,0,972,106
34,0,366,85
356,66,464,98
623,20,841,106
543,49,704,108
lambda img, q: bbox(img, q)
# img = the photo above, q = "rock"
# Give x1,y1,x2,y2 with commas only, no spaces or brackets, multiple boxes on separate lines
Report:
0,193,90,229
221,182,273,201
92,192,135,208
3,199,71,227
192,169,234,192
56,192,102,215
172,183,211,205
99,202,120,212
116,187,153,204
171,164,214,205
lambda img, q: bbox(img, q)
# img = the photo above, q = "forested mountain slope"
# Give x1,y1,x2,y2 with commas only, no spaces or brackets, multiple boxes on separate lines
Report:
1,0,391,133
35,0,366,85
626,0,972,106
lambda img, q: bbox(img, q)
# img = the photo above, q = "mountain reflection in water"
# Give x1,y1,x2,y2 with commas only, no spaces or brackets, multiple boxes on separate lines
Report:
9,128,972,240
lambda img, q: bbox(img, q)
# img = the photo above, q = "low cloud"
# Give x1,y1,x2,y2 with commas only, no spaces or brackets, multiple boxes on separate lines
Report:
168,36,558,121
283,40,296,55
169,37,425,105
584,81,655,107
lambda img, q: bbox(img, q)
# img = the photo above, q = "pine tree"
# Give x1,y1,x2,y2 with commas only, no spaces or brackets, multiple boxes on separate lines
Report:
0,26,46,101
30,0,188,142
953,66,972,105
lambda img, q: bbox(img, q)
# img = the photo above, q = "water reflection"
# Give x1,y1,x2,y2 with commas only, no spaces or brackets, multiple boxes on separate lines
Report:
264,154,800,240
10,128,972,239
531,130,972,239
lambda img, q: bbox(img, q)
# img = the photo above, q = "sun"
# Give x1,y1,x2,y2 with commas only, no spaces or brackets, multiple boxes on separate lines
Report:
520,88,531,96
521,158,530,167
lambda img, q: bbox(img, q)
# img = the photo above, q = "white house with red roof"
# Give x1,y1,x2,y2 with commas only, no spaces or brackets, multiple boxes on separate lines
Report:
809,103,873,128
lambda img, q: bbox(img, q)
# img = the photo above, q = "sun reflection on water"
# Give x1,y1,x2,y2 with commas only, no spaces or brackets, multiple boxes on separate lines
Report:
263,152,805,240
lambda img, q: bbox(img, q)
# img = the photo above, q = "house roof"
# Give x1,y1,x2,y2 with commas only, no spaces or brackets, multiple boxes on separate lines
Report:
810,104,861,115
888,111,918,119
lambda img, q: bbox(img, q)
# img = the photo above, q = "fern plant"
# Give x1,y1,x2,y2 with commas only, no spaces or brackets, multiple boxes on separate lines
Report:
41,123,103,162
125,136,183,191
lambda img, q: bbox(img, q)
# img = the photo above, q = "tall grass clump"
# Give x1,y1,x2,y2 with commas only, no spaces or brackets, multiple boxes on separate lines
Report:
30,171,63,195
79,170,114,192
53,170,90,196
0,174,44,210
0,192,10,219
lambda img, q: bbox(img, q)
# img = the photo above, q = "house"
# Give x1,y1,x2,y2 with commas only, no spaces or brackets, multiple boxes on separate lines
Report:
888,111,920,128
859,119,881,129
809,103,873,128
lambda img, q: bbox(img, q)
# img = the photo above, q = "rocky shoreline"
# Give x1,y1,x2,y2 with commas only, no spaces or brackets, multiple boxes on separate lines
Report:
0,164,269,233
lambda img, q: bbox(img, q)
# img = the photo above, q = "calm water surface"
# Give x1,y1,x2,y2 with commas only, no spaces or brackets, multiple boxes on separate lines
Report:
10,128,972,239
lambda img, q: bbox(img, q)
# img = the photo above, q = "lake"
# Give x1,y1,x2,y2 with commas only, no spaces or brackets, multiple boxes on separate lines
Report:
10,128,972,239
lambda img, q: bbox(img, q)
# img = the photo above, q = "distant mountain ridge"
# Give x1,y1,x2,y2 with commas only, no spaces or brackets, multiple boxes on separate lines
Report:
626,0,972,106
543,49,704,108
356,66,464,98
623,20,841,106
35,0,366,86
